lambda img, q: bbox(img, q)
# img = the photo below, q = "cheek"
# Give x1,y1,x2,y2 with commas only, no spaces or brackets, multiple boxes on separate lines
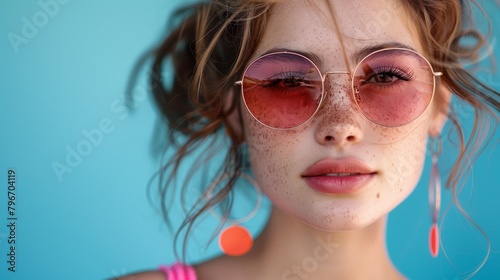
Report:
242,109,307,197
375,125,429,212
383,139,427,191
244,114,295,175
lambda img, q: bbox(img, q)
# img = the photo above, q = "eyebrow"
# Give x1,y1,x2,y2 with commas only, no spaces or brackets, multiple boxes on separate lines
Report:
263,48,322,65
262,42,417,67
354,42,416,62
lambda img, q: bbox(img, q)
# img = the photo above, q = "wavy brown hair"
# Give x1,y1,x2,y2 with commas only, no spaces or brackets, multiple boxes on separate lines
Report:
144,0,500,270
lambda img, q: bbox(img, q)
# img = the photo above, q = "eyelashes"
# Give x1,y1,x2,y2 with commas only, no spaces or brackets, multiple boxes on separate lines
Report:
361,65,415,85
254,59,417,92
261,70,308,88
260,65,415,85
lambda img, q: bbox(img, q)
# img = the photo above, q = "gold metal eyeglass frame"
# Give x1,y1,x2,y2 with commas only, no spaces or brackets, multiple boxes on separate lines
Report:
235,47,443,129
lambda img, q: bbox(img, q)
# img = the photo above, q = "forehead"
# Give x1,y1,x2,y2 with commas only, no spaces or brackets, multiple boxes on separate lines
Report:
253,0,421,65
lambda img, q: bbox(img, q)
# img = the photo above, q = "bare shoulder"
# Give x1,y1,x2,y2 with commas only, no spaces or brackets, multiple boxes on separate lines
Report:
112,271,166,280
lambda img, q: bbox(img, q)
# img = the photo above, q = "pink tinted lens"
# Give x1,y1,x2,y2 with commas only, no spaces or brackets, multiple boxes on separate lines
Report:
353,49,434,126
241,53,323,128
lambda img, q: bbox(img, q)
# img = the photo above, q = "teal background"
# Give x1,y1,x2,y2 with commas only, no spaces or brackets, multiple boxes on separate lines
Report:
0,1,499,279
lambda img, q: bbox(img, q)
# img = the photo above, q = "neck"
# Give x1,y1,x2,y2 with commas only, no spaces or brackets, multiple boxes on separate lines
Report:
245,206,404,280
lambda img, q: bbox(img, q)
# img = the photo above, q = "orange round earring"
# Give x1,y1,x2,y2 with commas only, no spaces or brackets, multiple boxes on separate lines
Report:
219,225,253,256
206,173,262,256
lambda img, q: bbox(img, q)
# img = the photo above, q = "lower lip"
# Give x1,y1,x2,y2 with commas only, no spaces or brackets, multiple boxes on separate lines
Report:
303,174,375,194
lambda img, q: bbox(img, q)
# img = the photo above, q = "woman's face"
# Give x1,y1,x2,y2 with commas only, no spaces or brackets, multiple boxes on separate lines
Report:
241,0,446,230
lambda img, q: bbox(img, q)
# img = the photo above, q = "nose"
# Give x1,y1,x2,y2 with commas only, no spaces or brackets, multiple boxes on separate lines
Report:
314,75,364,147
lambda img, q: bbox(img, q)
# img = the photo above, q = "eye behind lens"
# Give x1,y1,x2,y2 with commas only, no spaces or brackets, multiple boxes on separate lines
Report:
352,48,436,127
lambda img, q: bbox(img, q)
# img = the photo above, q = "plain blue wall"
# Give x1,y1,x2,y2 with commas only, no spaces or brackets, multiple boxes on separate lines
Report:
1,1,499,279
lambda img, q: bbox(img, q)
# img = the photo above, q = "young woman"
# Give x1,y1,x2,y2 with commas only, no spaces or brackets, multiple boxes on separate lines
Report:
119,0,500,279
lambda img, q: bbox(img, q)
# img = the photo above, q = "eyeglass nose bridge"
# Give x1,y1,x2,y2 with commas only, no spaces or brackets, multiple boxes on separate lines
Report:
322,70,350,80
320,70,361,101
321,70,353,84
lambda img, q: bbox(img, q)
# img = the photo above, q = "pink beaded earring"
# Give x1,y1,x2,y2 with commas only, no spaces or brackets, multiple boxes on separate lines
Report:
428,136,442,257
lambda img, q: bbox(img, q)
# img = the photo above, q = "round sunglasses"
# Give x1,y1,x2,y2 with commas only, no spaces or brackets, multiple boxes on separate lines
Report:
235,48,443,129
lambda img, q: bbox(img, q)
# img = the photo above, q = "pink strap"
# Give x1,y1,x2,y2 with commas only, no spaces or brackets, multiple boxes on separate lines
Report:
158,262,197,280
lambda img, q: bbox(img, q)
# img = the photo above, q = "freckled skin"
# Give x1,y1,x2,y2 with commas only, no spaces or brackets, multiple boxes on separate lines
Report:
241,0,441,232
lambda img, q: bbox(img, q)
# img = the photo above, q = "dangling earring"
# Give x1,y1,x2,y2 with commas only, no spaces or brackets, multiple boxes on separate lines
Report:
206,173,262,256
429,136,442,257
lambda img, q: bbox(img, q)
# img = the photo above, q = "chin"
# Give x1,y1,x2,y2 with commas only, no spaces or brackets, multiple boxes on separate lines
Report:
296,196,407,232
281,203,385,232
307,215,382,232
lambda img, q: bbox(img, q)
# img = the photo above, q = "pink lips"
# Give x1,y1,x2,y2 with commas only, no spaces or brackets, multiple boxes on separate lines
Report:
302,158,377,194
